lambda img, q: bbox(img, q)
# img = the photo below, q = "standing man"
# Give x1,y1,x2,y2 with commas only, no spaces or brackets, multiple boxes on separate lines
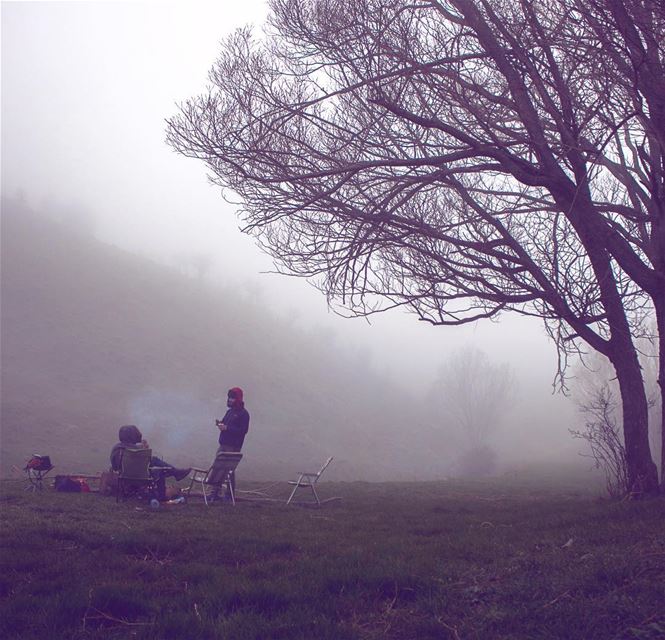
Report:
215,387,250,499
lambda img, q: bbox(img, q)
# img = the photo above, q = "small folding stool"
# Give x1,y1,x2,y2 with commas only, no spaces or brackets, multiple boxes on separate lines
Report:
24,454,54,492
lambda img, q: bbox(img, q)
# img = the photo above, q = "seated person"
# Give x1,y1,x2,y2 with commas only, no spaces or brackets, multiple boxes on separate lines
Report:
110,424,190,500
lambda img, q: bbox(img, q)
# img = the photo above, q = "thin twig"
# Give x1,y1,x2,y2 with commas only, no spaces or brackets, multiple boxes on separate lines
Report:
436,616,462,640
542,591,572,608
85,609,154,627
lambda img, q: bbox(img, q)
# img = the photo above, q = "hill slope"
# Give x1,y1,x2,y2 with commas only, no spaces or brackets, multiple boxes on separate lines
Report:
1,200,447,479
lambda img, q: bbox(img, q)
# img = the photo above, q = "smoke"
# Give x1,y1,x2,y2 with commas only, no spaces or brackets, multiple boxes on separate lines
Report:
128,389,217,455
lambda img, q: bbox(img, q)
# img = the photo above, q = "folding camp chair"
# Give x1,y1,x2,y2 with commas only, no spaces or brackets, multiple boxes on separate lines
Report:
24,454,54,492
187,452,243,506
116,448,158,503
286,456,333,506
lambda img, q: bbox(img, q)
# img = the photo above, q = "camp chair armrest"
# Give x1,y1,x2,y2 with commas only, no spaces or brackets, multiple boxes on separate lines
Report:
296,472,319,477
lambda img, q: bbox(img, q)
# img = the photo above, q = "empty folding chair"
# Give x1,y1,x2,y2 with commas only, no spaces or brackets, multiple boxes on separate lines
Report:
286,456,333,506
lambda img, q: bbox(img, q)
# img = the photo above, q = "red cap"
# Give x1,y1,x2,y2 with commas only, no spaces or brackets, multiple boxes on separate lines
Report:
228,387,244,407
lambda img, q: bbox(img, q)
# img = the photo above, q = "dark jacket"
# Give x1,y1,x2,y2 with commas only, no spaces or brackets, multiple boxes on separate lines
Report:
218,406,250,450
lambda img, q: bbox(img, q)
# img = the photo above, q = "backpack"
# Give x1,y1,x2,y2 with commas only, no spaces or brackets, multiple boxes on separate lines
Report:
55,476,82,492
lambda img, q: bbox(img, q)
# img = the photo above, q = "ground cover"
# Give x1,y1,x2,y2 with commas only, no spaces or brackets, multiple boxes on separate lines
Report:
1,478,664,639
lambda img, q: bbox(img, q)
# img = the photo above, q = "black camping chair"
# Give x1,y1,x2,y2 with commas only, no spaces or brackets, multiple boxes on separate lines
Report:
116,448,157,503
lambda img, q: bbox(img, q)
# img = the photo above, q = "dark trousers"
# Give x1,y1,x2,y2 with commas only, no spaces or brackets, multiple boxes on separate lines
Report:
150,456,174,501
216,445,241,496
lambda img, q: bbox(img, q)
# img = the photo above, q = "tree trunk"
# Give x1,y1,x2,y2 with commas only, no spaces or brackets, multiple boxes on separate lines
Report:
660,328,665,492
655,299,665,491
562,193,660,495
610,338,660,495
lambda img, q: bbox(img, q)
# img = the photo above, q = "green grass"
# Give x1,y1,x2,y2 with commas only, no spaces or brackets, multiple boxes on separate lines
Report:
1,478,664,639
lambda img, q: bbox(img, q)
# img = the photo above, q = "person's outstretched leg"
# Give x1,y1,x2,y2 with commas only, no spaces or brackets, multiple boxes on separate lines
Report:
150,457,190,482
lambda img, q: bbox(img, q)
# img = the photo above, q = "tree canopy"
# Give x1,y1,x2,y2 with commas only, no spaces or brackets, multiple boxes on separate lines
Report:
168,0,664,492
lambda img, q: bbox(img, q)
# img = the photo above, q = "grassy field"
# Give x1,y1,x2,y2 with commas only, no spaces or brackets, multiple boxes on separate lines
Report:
1,477,664,640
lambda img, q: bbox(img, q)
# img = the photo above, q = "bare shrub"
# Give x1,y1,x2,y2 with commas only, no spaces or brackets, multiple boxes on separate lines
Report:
570,383,628,498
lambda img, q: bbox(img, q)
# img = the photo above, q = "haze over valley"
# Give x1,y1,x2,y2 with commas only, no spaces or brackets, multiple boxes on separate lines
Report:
2,198,585,483
2,1,592,485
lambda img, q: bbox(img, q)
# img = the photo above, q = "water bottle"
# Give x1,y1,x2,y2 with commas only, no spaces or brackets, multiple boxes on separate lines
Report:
150,498,160,510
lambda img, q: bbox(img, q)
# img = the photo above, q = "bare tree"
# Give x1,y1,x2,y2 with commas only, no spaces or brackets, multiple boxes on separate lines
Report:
569,0,665,489
167,0,664,493
430,347,516,476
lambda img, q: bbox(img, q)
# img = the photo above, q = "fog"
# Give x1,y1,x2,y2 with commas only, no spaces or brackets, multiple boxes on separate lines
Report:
1,1,586,481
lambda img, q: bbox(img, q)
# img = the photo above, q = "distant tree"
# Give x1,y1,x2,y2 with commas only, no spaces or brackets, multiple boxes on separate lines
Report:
41,195,97,237
430,347,515,476
189,253,214,281
174,252,214,280
167,0,664,493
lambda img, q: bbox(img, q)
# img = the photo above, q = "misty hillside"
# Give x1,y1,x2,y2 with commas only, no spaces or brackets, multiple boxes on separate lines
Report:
1,200,450,480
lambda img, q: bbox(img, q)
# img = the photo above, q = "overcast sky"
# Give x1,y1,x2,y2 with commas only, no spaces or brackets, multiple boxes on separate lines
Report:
1,0,577,443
